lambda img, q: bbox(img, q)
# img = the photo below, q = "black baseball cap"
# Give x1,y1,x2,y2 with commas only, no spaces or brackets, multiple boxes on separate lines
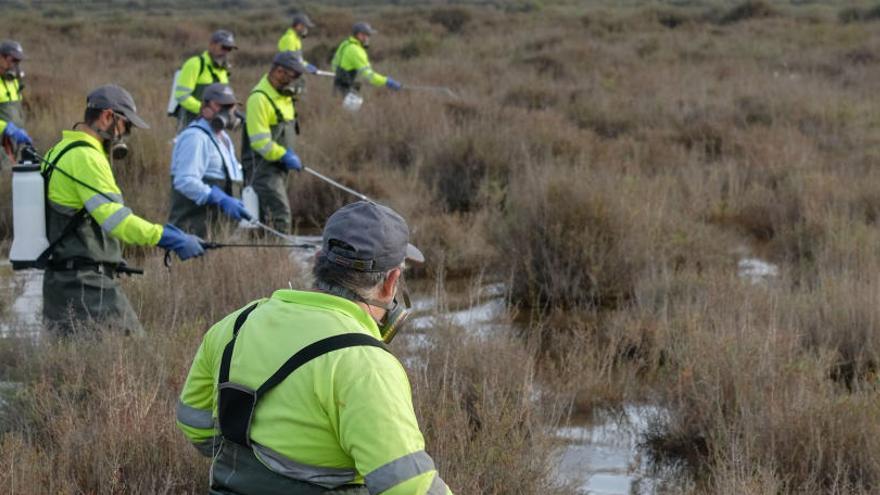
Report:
272,51,306,74
352,22,377,36
0,40,25,60
86,84,149,129
292,13,315,28
211,30,238,49
201,83,237,104
322,201,424,272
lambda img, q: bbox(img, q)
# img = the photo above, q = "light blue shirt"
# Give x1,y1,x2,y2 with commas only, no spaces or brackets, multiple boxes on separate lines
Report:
170,118,243,205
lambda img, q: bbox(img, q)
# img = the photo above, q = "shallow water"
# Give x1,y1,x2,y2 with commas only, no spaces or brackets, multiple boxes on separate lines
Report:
556,406,667,494
0,261,43,338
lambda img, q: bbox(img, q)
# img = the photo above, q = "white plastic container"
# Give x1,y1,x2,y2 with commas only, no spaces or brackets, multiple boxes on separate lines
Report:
238,185,259,229
9,163,49,270
342,91,363,112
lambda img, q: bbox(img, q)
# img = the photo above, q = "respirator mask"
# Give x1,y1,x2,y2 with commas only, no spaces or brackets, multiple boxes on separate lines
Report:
3,62,21,81
280,76,306,98
211,105,241,132
314,278,412,344
93,112,131,161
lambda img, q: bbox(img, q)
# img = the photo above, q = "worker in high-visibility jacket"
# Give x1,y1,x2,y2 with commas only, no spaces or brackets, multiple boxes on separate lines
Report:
172,30,237,132
41,85,204,335
0,40,32,166
332,22,403,97
177,200,453,495
278,13,319,75
242,51,305,234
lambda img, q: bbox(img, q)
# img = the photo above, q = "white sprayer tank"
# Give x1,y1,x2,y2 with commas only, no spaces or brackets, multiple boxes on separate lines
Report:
342,92,363,112
238,185,259,229
9,163,49,269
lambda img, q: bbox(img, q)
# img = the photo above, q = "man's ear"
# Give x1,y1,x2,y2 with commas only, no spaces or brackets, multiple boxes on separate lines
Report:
380,268,401,301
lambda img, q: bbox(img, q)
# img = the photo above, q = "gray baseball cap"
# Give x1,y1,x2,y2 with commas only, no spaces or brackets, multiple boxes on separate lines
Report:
210,29,238,49
352,22,377,36
272,51,306,74
0,40,25,60
322,201,424,272
292,13,315,28
86,84,149,129
201,83,237,104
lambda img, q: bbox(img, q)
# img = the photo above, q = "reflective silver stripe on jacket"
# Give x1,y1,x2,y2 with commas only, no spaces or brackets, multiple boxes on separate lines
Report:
427,473,450,495
84,193,124,213
175,86,194,101
100,206,132,233
176,399,215,429
365,450,436,494
249,132,271,143
253,442,357,489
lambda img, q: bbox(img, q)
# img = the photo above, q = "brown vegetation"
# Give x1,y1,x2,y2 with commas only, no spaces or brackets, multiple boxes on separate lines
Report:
3,0,880,493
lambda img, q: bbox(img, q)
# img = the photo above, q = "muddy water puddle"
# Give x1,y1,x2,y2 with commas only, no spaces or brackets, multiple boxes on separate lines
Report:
0,261,43,338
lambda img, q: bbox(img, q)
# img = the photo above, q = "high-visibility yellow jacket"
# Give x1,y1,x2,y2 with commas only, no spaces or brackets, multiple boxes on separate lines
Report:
278,28,310,65
42,130,163,250
0,76,23,134
245,75,294,162
331,36,388,87
177,290,453,495
175,51,230,116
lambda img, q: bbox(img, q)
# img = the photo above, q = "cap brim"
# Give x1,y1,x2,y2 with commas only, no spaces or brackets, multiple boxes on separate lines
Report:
223,45,239,50
120,109,149,129
405,243,424,265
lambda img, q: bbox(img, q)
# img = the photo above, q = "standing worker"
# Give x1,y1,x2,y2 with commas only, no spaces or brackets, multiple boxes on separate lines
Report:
42,85,204,335
242,51,305,234
332,22,403,98
172,30,237,131
0,40,32,165
169,83,250,238
177,200,452,495
278,13,319,74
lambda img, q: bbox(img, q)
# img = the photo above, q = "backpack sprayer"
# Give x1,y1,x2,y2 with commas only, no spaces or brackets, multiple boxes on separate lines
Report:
9,150,48,270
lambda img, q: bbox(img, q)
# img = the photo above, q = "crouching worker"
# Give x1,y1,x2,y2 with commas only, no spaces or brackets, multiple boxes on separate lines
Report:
42,85,204,336
177,201,453,495
169,83,249,238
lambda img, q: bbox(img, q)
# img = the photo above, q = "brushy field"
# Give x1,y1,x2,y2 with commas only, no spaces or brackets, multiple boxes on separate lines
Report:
4,0,880,493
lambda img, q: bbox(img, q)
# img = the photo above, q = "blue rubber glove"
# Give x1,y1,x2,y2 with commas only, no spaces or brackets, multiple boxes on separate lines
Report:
280,150,303,171
385,78,402,91
305,63,318,74
3,121,32,146
157,224,205,261
207,185,252,221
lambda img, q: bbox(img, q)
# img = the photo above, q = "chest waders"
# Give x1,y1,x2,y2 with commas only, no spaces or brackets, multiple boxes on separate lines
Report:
176,55,223,132
242,90,298,233
0,77,24,165
168,125,235,238
211,303,382,495
333,40,360,96
41,141,142,336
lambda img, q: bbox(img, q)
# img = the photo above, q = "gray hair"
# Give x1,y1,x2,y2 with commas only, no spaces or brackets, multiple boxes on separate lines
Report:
313,254,391,302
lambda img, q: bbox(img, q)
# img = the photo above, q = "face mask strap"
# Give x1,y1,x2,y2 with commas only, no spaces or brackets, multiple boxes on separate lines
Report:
313,279,411,343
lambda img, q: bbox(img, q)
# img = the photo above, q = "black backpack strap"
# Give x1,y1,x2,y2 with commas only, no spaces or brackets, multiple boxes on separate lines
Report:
36,140,104,268
219,302,261,384
252,89,285,123
256,333,388,398
186,124,231,183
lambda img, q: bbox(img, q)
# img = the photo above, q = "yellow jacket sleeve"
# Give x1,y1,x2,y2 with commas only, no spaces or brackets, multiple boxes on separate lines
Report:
177,335,220,455
335,352,453,495
246,92,286,162
67,153,163,246
278,29,308,65
175,55,203,115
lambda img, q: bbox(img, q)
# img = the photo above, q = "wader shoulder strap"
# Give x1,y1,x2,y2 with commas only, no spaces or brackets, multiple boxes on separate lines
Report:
252,89,285,123
188,124,231,183
218,301,389,394
35,140,102,267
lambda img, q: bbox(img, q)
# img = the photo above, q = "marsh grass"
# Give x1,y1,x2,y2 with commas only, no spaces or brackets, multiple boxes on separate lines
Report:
4,1,880,493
